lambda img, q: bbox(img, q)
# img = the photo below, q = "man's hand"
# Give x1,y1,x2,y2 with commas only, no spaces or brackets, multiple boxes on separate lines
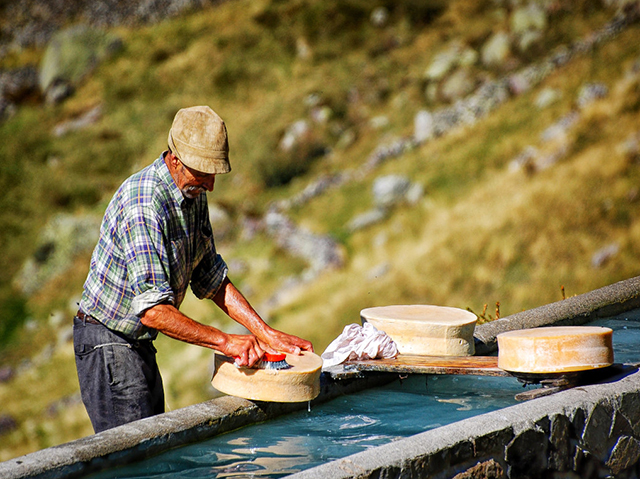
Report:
222,333,265,367
259,329,314,355
141,304,264,367
213,277,314,356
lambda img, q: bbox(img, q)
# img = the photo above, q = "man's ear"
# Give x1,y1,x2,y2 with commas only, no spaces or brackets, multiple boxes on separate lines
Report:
168,151,180,168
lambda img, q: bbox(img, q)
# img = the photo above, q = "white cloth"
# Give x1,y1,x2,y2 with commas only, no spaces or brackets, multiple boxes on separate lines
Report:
321,322,398,368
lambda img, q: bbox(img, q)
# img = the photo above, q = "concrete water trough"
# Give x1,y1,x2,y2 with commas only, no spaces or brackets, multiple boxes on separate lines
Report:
2,276,640,479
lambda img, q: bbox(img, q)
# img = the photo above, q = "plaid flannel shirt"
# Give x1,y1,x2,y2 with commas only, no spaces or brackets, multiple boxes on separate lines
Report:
79,153,228,340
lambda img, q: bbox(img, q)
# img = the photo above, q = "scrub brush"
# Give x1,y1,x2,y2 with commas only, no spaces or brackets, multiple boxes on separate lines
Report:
257,352,292,370
225,352,293,370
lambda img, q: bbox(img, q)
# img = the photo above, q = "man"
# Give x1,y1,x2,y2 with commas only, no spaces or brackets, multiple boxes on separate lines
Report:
74,105,313,433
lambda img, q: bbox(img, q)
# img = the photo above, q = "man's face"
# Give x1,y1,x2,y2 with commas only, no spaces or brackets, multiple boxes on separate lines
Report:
167,152,216,199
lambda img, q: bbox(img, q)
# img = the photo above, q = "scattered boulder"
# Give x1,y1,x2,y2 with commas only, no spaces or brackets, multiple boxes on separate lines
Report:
511,3,548,35
481,31,511,68
279,119,310,152
14,213,101,296
348,208,387,232
52,104,102,137
370,7,389,28
535,88,562,109
414,110,434,143
373,175,412,208
348,175,425,231
440,67,477,103
424,41,477,82
265,211,343,275
591,243,620,268
511,4,547,52
39,25,123,104
0,65,40,121
518,30,544,53
576,83,609,109
310,105,332,124
369,115,389,130
296,37,311,60
425,47,461,83
540,111,579,143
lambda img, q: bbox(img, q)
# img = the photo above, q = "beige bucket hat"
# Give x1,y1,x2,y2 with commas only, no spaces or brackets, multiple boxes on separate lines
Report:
168,106,231,175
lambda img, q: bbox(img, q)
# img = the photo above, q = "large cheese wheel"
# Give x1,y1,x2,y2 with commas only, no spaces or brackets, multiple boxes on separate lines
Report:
211,351,323,402
360,305,477,356
497,326,614,373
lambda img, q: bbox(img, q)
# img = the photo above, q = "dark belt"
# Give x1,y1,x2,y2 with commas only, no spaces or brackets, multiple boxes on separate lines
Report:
76,310,102,325
75,310,156,351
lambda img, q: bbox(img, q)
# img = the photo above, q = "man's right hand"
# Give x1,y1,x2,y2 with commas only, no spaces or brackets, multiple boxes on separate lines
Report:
141,304,267,367
221,333,265,367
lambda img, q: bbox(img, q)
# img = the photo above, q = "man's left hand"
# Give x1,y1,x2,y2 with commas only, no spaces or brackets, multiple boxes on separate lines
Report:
260,329,314,356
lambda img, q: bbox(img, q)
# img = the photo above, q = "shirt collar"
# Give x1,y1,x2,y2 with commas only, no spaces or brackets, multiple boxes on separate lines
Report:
156,151,188,207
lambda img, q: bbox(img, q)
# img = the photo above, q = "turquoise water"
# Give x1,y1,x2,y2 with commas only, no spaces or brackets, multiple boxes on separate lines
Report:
88,313,640,479
590,312,640,365
90,375,526,479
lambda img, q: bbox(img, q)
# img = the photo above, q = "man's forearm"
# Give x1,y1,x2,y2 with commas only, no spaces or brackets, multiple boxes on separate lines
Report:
140,301,267,365
212,277,314,354
212,277,274,341
140,303,229,350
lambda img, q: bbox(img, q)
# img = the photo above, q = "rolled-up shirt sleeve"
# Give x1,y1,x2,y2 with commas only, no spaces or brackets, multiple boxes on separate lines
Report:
121,205,176,316
191,243,228,300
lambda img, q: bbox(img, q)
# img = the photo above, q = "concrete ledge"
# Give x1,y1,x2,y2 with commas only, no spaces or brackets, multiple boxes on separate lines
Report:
0,372,392,479
474,275,640,355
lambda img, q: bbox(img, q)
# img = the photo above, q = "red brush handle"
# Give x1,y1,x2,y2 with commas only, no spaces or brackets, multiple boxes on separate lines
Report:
263,352,286,362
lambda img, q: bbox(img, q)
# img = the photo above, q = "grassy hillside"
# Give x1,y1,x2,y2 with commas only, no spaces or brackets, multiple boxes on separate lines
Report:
1,0,640,461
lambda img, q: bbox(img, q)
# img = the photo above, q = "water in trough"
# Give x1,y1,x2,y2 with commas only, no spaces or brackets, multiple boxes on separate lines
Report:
88,312,640,479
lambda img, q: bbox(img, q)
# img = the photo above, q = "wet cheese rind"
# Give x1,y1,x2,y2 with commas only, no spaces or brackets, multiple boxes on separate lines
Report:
360,305,477,356
497,326,614,373
211,351,323,402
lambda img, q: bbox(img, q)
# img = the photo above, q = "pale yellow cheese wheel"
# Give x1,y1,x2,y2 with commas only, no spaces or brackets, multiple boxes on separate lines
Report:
360,305,477,356
211,351,323,402
497,326,614,373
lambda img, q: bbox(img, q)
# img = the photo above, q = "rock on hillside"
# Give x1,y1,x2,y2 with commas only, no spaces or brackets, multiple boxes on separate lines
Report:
0,0,225,53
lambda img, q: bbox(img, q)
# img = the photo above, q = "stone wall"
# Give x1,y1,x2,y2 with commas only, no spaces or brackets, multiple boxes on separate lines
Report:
288,366,640,479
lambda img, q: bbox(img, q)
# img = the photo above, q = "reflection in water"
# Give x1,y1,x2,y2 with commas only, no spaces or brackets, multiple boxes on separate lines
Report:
89,375,526,479
88,314,640,479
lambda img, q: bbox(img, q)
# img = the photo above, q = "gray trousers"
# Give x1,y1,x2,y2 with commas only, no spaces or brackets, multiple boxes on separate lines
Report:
73,315,164,433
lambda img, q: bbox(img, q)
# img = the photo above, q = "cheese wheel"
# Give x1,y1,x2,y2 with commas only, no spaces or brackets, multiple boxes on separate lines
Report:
497,326,614,373
211,351,323,402
360,305,477,356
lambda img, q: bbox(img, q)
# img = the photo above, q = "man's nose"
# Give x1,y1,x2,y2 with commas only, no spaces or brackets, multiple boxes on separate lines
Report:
203,175,216,191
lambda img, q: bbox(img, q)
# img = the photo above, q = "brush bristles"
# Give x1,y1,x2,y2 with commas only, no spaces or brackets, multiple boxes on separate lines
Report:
261,359,292,370
259,353,293,370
